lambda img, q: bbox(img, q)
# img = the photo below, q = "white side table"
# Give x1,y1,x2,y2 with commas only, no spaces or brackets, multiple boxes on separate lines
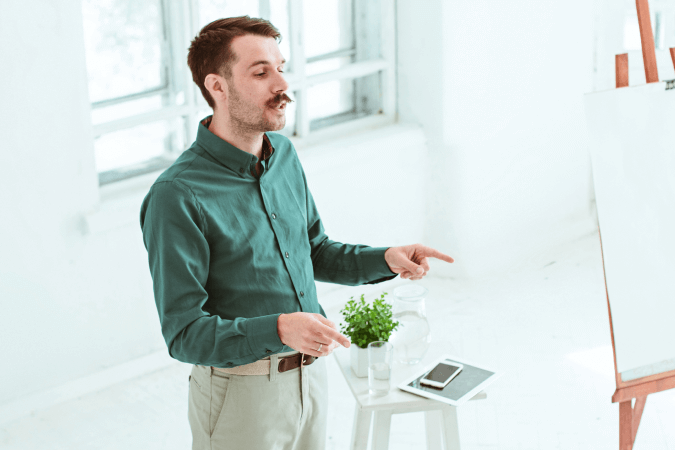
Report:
332,347,486,450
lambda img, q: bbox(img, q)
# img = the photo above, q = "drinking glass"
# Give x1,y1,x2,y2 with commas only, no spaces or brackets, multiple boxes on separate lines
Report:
367,341,393,396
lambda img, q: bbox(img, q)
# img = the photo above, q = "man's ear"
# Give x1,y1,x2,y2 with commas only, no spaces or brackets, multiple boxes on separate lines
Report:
204,73,227,106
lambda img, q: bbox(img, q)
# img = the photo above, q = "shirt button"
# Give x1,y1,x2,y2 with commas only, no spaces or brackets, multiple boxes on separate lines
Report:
300,291,304,297
271,213,277,219
285,252,289,258
239,168,244,173
227,362,233,366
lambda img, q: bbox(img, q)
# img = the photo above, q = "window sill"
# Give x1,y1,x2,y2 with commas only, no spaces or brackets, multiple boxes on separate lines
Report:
84,118,425,235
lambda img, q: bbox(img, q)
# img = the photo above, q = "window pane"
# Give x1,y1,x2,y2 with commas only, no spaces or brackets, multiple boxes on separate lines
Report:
81,0,164,103
94,118,185,173
308,73,381,131
304,0,354,59
308,79,352,123
91,95,164,125
198,0,258,29
306,56,353,77
270,0,291,72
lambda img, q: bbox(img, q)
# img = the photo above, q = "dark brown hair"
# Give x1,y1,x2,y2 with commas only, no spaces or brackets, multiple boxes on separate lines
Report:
187,16,281,109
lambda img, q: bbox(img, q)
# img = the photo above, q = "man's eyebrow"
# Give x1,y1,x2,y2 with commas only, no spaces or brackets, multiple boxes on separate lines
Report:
247,59,286,70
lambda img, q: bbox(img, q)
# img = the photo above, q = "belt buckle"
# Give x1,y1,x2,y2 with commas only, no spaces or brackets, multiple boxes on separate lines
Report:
301,353,316,367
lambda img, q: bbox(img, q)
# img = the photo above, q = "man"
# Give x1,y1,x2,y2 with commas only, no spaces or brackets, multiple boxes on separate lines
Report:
140,16,454,450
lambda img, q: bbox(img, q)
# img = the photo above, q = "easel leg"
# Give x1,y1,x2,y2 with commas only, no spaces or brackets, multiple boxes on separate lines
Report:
619,401,633,450
619,397,648,450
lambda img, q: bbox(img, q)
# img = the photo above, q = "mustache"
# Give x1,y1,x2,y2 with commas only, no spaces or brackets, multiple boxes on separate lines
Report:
267,93,294,107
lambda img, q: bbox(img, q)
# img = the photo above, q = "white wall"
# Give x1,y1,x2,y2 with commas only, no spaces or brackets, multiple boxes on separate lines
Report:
398,0,597,278
0,0,427,413
0,0,164,409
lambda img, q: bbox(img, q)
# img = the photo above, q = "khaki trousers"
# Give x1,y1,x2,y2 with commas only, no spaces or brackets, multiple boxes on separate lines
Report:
187,352,328,450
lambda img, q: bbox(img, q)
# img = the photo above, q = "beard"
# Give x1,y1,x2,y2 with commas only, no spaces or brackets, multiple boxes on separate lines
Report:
226,83,293,133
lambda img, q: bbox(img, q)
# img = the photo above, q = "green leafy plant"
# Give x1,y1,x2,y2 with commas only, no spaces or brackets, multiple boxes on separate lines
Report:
339,292,400,349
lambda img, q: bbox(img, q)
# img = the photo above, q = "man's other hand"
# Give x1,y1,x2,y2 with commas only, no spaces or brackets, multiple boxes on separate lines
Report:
277,312,350,358
384,244,454,280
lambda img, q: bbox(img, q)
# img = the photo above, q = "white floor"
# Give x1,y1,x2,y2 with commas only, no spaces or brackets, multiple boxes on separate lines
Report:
2,230,674,450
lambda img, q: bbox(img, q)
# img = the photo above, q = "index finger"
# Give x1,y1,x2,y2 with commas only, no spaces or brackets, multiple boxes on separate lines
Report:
327,328,350,347
423,245,454,263
316,313,337,330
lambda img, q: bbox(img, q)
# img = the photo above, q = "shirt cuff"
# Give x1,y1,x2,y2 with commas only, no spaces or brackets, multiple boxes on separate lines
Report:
360,246,399,284
245,313,286,360
364,273,399,285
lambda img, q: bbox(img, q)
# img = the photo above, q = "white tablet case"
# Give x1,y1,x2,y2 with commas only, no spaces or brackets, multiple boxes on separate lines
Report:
397,354,502,406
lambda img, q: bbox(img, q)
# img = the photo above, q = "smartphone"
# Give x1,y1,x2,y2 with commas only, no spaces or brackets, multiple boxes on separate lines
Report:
419,360,463,388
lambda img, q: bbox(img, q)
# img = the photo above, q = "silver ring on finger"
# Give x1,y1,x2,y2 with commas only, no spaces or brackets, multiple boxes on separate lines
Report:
316,343,322,352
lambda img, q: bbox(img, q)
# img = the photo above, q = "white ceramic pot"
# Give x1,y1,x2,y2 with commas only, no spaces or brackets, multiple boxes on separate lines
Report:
350,344,370,378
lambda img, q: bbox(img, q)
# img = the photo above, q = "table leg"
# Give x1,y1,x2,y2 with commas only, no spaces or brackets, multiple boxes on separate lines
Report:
425,410,443,449
440,405,460,450
350,404,372,450
371,409,393,450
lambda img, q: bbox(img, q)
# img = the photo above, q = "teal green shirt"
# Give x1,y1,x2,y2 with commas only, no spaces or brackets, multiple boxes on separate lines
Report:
140,117,398,368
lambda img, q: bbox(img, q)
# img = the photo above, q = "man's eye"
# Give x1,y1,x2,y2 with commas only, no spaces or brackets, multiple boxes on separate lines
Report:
255,70,283,77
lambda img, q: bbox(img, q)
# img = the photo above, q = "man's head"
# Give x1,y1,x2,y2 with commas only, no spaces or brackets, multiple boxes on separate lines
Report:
187,16,293,133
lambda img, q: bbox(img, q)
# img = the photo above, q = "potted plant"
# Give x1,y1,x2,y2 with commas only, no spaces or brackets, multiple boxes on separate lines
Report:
339,291,400,377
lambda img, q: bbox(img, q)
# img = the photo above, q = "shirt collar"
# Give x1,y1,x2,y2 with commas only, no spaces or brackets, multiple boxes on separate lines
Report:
195,115,274,177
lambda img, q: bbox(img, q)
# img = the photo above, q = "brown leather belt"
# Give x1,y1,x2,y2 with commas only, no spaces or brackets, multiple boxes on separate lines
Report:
279,353,317,372
211,352,318,376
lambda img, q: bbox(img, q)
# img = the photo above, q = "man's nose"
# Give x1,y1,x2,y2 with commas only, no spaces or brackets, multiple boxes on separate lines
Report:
273,70,289,93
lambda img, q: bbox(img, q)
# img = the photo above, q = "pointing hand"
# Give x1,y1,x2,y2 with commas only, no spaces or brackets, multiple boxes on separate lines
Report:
384,244,454,281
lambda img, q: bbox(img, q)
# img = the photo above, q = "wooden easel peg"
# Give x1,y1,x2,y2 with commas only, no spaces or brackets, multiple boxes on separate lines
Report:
636,0,659,83
616,54,629,88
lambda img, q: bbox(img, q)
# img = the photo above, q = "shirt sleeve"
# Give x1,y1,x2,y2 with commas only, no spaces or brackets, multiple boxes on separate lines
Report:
140,180,285,367
297,168,399,286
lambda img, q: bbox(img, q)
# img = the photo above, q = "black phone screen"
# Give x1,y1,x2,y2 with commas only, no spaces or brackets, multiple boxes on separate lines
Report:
425,362,461,383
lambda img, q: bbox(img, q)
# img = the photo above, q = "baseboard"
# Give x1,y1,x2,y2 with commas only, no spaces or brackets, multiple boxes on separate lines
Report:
0,350,176,426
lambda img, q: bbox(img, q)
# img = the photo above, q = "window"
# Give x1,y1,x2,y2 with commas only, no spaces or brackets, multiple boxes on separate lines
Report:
81,0,396,185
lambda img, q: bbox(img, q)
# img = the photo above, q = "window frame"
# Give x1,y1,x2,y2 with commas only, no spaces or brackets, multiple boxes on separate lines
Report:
88,0,397,186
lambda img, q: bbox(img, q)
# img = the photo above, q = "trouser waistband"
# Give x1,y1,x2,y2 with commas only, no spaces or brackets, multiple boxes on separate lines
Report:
211,351,317,376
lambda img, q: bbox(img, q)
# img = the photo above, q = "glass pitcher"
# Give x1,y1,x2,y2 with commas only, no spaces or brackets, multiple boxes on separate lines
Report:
388,284,431,365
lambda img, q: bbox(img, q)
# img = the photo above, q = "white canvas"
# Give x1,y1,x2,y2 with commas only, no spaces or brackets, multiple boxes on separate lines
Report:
584,81,675,374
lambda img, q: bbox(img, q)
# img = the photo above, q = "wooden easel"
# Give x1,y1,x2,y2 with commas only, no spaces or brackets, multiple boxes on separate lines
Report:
605,2,675,449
